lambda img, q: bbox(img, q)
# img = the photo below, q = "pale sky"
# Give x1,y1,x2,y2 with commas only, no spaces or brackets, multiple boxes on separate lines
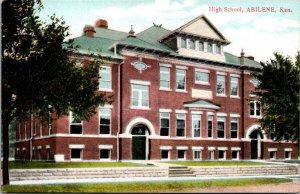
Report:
39,0,300,63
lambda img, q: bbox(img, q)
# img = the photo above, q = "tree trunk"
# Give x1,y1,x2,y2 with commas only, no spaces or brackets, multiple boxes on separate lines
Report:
2,117,10,185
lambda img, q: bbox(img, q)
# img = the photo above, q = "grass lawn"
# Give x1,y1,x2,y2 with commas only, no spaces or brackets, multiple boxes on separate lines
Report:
2,178,290,193
9,161,147,169
165,161,269,166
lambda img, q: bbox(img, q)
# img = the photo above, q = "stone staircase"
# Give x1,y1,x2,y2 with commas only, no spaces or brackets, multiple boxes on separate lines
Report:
168,166,195,177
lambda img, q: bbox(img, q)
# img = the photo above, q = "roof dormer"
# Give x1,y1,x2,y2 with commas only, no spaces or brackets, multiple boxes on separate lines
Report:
160,15,230,62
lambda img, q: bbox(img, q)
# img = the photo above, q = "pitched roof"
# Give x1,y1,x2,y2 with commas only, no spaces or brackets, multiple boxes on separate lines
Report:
183,99,220,110
73,16,261,70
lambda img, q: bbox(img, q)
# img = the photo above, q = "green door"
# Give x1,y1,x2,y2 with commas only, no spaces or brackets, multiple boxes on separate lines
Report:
132,136,146,160
251,140,258,159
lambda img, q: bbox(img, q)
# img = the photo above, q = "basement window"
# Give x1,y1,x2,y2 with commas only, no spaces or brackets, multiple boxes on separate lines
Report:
177,150,186,160
100,149,110,160
161,150,169,160
71,149,82,160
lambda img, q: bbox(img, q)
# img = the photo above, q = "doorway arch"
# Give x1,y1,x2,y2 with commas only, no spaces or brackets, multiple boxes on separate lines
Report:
131,124,149,160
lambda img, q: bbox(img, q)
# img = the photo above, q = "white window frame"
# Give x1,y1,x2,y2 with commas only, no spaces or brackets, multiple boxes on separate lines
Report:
207,114,213,138
99,66,112,91
160,112,170,137
284,148,292,160
207,42,213,53
231,147,241,160
70,148,83,161
195,69,210,85
230,117,238,139
217,147,227,160
216,73,226,96
175,68,186,92
217,116,225,139
160,149,170,160
24,121,27,140
98,145,113,161
18,122,21,141
176,113,186,137
230,76,239,97
208,148,215,160
69,112,83,135
268,148,277,160
176,149,188,160
192,147,203,160
130,83,150,109
198,41,204,51
192,114,201,138
159,65,171,90
181,37,187,48
249,101,261,118
99,108,111,135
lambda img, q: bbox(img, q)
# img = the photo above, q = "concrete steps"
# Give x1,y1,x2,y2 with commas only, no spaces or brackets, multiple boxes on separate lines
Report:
168,166,195,177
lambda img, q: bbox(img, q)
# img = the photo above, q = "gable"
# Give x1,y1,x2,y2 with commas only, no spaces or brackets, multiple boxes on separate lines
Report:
181,17,224,40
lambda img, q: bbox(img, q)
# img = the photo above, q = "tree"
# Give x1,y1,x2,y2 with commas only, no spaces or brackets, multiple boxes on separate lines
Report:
253,52,300,142
2,0,109,185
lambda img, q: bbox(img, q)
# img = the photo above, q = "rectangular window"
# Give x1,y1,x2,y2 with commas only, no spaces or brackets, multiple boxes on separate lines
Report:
100,149,110,159
230,117,238,139
38,149,42,160
284,151,291,160
232,150,239,160
176,114,185,137
207,43,212,53
193,150,202,160
24,121,27,140
48,112,52,135
161,150,169,160
177,150,186,160
131,84,149,108
230,76,238,96
159,66,170,89
70,112,83,134
46,148,50,161
192,114,201,137
195,71,209,84
218,150,226,160
208,150,214,160
18,123,21,141
99,108,111,134
176,69,186,90
207,115,213,138
189,39,195,49
71,149,82,160
181,37,186,48
216,74,225,95
217,116,225,138
249,101,261,117
269,151,276,160
216,45,221,54
160,113,170,136
99,66,111,90
199,42,204,51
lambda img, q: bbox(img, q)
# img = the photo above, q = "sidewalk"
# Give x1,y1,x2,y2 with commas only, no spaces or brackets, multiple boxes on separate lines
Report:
10,174,300,185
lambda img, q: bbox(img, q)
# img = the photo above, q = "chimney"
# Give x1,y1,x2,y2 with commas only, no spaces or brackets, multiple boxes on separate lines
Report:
128,25,135,37
95,19,108,28
83,25,96,37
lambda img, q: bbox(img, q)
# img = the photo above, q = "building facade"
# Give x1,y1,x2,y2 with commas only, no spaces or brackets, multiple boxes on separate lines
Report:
15,15,298,162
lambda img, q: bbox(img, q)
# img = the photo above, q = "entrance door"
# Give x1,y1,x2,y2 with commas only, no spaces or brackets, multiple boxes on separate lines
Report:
250,140,258,159
249,130,262,159
131,125,147,160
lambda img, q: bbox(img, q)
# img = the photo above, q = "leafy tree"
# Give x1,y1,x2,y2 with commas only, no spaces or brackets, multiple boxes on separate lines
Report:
2,0,109,185
253,52,300,142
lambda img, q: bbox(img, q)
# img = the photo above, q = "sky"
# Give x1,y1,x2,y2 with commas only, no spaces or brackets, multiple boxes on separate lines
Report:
39,0,300,63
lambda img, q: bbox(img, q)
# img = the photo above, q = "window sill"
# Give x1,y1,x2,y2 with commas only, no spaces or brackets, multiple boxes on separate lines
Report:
175,89,187,93
70,159,82,161
99,89,114,92
230,95,240,99
249,116,262,119
216,94,227,97
195,82,210,85
99,158,111,161
159,88,172,91
130,106,151,110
